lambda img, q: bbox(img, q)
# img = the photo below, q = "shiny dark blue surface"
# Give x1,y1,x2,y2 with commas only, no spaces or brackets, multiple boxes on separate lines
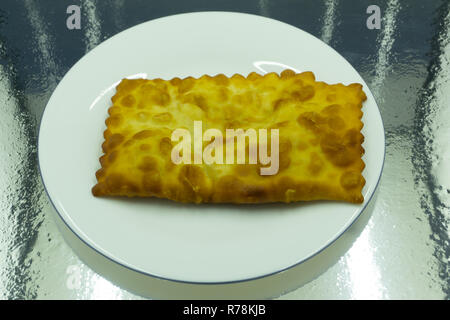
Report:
0,0,448,299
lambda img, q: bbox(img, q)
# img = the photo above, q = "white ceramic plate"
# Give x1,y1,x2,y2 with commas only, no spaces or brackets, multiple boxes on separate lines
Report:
39,12,384,283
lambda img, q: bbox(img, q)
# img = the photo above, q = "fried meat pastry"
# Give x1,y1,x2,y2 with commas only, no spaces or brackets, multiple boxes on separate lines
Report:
92,70,366,204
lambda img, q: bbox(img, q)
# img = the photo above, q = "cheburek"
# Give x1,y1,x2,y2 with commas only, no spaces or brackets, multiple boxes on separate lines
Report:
92,70,366,204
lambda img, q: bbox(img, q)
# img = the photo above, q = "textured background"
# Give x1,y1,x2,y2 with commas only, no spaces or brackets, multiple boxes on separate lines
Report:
0,0,448,299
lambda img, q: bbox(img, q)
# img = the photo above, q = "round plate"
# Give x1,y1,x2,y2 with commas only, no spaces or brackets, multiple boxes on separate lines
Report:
39,12,384,283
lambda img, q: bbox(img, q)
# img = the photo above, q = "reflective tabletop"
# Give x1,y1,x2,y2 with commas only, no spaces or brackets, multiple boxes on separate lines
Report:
0,0,448,299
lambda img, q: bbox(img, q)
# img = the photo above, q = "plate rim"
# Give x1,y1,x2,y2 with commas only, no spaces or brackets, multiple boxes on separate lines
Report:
38,10,386,284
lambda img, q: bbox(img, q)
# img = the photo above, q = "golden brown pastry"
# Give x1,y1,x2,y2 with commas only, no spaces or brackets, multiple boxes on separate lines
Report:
92,70,366,204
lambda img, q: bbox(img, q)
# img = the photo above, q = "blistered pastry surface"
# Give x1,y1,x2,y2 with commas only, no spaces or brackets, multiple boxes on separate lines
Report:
92,70,366,203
